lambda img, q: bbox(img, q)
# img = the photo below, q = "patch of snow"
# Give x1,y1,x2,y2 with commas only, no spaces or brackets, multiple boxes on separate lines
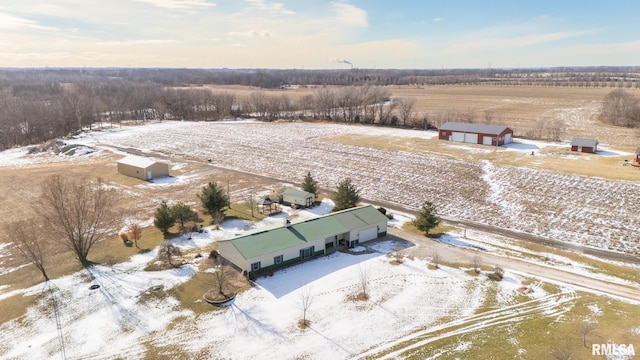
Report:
588,303,604,316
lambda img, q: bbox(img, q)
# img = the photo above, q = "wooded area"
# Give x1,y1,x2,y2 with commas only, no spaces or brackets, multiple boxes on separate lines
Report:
1,66,639,150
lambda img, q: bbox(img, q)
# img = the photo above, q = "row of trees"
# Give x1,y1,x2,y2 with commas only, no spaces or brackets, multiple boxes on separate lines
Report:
4,67,640,89
600,89,640,128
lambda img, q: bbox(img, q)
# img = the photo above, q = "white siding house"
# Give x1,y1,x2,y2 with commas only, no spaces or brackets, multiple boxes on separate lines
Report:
218,205,388,278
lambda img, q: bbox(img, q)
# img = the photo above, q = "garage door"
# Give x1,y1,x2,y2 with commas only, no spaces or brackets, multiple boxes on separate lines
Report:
464,133,478,144
451,132,464,142
504,133,512,144
483,136,493,145
358,227,378,242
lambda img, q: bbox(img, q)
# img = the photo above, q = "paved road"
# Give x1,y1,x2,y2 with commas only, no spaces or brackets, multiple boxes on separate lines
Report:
387,228,640,303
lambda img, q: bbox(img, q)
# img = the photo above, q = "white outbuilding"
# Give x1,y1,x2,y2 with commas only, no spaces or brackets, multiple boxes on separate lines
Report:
116,156,169,181
281,188,315,208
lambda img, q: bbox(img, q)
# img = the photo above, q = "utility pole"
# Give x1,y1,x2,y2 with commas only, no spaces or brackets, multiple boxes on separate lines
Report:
250,186,254,217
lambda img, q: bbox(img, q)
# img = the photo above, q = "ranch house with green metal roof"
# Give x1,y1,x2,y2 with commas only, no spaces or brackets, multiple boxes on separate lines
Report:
218,205,388,277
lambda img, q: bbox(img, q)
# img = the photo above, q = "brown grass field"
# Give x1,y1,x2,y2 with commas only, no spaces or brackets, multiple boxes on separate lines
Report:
206,84,639,146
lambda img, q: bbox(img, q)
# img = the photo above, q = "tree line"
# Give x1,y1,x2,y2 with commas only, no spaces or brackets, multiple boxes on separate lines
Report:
3,66,640,88
2,68,640,152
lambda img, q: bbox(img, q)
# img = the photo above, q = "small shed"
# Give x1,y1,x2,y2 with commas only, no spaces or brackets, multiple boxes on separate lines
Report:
570,138,598,153
281,188,314,208
117,156,169,181
438,122,513,146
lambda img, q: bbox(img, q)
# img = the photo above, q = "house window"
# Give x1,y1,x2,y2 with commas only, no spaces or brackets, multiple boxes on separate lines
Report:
301,247,313,259
251,261,261,272
274,255,283,265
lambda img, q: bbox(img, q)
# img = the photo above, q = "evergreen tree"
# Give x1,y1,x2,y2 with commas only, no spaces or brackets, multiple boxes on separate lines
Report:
301,171,319,197
170,201,197,231
412,201,441,235
154,200,176,233
332,178,360,211
198,181,229,217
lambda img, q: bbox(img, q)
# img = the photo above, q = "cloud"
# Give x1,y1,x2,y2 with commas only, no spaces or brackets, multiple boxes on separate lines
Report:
132,0,215,10
433,17,444,22
0,11,54,31
244,0,294,15
98,39,178,46
225,30,272,38
330,1,368,27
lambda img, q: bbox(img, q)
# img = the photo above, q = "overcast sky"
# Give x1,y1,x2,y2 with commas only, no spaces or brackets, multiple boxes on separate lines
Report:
1,0,640,69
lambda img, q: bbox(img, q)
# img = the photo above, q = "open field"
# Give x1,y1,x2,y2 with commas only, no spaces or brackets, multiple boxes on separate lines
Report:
205,84,640,147
26,120,636,255
1,85,640,359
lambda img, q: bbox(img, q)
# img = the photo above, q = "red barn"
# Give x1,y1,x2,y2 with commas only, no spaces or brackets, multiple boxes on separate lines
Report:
570,138,599,153
438,122,513,146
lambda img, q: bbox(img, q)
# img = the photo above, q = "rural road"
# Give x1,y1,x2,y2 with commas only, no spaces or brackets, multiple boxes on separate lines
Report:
387,228,640,303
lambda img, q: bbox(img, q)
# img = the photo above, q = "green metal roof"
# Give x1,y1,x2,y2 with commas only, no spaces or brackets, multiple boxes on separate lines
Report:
223,205,388,260
282,188,313,198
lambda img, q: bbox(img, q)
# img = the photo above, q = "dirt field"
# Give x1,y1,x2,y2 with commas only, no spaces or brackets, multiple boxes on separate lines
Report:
205,84,640,147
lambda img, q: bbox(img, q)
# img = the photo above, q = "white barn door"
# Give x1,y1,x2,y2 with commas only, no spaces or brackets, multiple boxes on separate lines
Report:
464,133,478,144
451,132,464,142
358,227,378,243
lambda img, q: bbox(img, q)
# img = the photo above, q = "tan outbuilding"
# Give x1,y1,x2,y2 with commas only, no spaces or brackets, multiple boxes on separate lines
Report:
116,156,169,181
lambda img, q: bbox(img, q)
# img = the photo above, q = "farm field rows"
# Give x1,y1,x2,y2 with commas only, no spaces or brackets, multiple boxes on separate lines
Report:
64,120,640,254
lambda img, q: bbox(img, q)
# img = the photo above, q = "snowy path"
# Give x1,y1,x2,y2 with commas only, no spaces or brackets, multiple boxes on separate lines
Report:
355,288,577,359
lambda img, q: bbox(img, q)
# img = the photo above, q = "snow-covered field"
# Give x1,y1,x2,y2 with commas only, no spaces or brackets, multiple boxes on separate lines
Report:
46,120,640,254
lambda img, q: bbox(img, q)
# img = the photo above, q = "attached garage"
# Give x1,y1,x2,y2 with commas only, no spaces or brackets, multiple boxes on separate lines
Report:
117,156,169,181
439,122,514,146
358,227,379,242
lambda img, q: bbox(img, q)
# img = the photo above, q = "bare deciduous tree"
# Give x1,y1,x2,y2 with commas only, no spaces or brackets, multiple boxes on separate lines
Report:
159,241,182,267
550,340,574,360
128,223,143,249
357,264,369,300
6,220,51,281
298,284,314,328
397,97,416,127
39,175,118,266
431,251,441,269
213,265,228,296
472,255,482,274
493,266,505,279
483,110,494,125
580,321,598,348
